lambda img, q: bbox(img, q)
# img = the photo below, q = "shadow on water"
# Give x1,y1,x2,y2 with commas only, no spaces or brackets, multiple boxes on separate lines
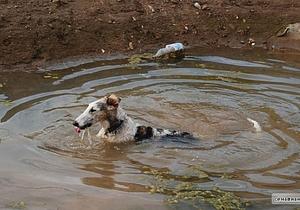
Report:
0,48,299,210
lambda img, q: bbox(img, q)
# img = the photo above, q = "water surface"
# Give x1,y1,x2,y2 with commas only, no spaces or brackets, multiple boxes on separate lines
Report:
0,48,299,210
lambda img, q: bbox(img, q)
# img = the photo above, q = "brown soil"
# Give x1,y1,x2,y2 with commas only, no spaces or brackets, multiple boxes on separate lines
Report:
0,0,299,71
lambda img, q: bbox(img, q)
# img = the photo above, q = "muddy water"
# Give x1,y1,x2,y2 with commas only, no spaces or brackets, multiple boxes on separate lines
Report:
0,48,299,210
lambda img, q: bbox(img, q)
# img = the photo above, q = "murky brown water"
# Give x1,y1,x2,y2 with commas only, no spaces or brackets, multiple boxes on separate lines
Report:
0,48,299,210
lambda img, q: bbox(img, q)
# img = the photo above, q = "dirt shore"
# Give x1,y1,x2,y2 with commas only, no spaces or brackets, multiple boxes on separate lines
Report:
0,0,299,71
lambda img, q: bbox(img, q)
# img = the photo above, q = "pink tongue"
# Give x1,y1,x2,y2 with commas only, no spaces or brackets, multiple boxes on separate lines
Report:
75,127,81,134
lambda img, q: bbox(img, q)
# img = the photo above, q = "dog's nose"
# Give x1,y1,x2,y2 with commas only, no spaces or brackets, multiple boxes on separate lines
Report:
73,121,79,127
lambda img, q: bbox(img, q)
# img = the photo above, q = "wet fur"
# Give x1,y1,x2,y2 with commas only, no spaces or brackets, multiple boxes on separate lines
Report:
73,95,261,143
73,94,191,143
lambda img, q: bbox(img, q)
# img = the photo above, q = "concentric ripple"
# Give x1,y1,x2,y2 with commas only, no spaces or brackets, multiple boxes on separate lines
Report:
0,48,299,209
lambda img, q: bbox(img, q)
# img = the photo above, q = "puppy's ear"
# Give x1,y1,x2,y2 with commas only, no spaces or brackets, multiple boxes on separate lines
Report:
107,94,121,108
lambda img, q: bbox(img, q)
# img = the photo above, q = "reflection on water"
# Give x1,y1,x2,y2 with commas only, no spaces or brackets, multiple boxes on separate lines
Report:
0,48,299,210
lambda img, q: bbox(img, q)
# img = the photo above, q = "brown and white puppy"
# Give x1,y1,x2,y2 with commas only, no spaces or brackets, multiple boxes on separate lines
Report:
73,94,190,143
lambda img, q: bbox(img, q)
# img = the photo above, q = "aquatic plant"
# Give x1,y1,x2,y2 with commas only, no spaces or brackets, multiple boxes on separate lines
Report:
128,53,153,64
143,166,247,210
0,99,13,106
5,201,26,209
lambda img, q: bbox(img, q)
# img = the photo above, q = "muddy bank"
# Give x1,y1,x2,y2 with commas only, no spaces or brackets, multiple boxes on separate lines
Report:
0,0,299,71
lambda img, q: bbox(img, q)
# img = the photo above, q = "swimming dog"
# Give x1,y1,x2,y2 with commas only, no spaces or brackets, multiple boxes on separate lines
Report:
73,94,191,143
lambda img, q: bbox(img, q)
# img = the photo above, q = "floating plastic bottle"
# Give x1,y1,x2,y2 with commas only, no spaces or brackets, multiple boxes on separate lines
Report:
153,42,184,58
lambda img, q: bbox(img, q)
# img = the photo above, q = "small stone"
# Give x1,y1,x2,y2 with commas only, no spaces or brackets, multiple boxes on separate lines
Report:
113,146,120,150
248,38,255,43
51,0,66,7
147,5,155,13
201,4,208,10
149,188,156,194
129,42,134,50
194,2,201,10
248,38,256,46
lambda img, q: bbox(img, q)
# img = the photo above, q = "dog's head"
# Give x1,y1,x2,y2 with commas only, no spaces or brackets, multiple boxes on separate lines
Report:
73,94,121,132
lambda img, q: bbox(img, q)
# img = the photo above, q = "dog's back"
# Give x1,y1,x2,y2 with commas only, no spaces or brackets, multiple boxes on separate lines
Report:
134,125,192,142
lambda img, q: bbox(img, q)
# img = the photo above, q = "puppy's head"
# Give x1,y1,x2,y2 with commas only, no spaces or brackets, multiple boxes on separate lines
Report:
73,94,121,131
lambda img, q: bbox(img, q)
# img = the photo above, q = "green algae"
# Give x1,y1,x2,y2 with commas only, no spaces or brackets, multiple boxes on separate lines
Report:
128,50,184,65
0,99,13,106
5,201,26,209
195,63,206,68
143,166,247,210
166,184,246,210
128,53,153,64
221,173,236,179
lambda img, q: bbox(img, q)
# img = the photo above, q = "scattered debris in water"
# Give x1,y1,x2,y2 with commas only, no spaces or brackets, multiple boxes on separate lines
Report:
143,166,248,210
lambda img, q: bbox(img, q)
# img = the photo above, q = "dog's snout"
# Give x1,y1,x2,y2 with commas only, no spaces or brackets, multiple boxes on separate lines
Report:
73,121,79,127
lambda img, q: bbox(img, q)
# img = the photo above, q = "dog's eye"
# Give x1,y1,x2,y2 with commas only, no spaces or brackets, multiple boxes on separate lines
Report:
90,108,96,113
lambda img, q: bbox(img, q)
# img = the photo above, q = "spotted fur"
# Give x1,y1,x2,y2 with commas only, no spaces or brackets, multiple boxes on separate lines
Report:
73,94,192,143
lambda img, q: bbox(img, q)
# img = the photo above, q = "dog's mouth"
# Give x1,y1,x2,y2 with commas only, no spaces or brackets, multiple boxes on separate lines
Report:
73,122,92,134
74,127,81,134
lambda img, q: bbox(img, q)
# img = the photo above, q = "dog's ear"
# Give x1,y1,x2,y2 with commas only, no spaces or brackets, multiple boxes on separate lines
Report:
107,94,121,108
